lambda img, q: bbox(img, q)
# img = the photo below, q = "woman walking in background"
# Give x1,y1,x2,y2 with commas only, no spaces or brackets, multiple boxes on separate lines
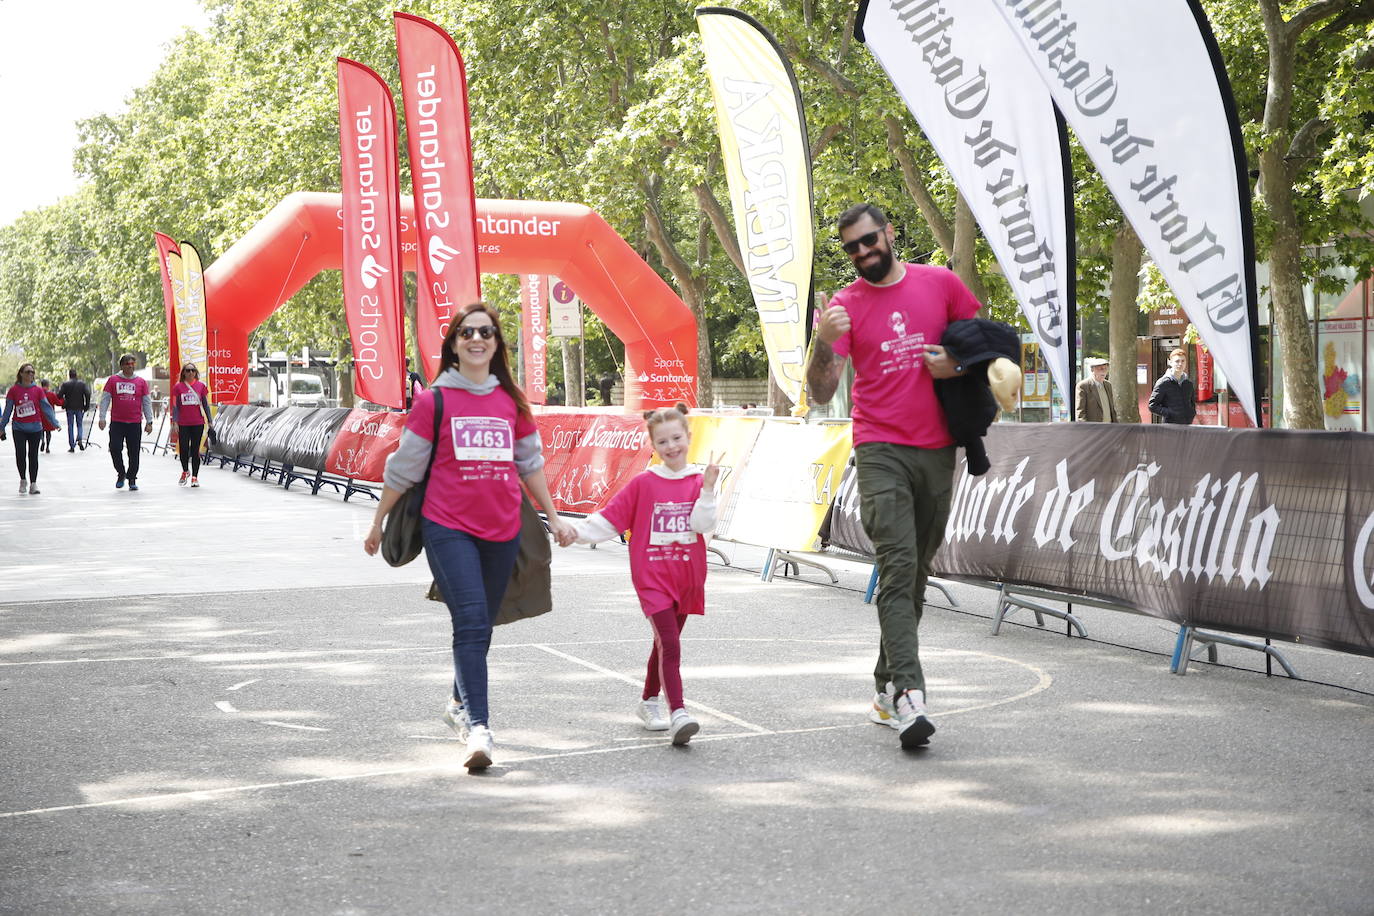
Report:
364,302,575,771
1,364,60,494
39,379,62,453
169,364,213,487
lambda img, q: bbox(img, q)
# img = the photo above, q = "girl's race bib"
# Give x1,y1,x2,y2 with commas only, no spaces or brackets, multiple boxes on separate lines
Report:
649,500,697,545
449,416,513,461
180,392,199,406
15,399,36,419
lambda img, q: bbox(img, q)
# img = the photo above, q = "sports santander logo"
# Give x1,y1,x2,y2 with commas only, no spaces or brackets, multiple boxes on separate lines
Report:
360,255,389,289
428,236,461,275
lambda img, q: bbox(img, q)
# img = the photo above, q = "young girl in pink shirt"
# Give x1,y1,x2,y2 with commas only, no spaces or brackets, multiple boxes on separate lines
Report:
560,405,720,745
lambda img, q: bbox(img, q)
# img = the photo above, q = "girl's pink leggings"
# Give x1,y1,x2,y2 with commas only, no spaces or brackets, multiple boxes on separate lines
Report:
644,608,688,710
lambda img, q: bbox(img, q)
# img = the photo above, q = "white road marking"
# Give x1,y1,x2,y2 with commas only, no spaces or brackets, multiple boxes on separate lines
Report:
226,679,260,691
0,654,199,667
0,667,1054,820
0,636,882,668
531,643,773,735
215,701,237,714
261,721,329,732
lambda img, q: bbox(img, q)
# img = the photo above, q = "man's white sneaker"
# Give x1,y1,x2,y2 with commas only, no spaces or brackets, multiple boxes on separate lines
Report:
637,697,670,731
869,688,900,730
464,724,494,770
895,689,935,748
668,709,699,746
443,699,469,741
26,483,39,495
18,480,27,494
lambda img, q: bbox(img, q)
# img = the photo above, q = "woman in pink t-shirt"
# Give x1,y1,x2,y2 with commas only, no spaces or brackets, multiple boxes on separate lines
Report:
364,302,575,771
563,405,721,746
1,363,61,494
169,364,213,487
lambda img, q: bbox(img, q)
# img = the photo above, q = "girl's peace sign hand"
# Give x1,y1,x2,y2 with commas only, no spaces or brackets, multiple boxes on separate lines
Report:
702,450,724,489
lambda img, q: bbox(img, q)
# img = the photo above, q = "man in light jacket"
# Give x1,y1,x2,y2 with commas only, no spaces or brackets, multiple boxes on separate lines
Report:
1075,357,1117,423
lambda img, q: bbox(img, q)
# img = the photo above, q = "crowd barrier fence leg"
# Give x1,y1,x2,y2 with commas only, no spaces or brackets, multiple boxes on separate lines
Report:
991,586,1085,638
1172,626,1297,678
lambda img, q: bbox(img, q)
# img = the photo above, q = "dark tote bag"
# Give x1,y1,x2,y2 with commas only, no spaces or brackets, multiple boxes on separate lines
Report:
426,491,554,627
381,390,442,567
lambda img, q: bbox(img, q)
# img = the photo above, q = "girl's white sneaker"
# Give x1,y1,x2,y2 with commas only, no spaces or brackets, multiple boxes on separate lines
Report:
637,697,670,731
669,709,699,746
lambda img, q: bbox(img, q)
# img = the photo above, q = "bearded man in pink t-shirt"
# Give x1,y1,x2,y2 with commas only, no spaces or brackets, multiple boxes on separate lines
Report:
806,203,982,751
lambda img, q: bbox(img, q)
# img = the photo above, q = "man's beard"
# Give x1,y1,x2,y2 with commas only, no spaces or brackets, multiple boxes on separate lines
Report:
856,246,893,283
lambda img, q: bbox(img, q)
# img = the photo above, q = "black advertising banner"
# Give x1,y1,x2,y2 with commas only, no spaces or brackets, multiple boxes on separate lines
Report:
258,407,351,469
829,424,1374,658
209,405,288,458
209,405,352,473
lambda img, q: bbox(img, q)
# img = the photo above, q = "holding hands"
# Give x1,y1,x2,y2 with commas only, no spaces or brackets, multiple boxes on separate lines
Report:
551,516,577,548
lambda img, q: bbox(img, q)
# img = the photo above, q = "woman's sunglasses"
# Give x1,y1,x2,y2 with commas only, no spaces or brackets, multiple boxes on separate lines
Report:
457,325,498,340
840,230,884,255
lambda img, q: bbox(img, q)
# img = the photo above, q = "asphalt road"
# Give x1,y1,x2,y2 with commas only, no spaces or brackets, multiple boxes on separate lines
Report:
2,440,1371,914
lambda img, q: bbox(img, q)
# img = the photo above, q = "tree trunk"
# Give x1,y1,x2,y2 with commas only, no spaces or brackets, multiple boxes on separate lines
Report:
884,116,953,259
1257,0,1328,429
403,273,421,378
1109,224,1144,423
1263,149,1322,428
767,371,790,416
561,337,585,406
336,338,354,408
951,193,990,306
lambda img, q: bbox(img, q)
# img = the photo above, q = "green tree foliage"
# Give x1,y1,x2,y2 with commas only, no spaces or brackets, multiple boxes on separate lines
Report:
0,0,1369,424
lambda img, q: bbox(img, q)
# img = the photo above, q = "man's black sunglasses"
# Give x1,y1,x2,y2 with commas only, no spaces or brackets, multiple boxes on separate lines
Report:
457,325,498,340
841,230,883,255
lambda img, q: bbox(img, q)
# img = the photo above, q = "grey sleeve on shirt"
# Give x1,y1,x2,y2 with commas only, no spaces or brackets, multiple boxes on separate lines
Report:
98,391,111,421
142,394,153,422
382,428,435,492
514,430,545,477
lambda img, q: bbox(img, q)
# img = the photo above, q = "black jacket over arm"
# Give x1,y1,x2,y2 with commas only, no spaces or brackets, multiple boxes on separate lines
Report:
933,319,1021,476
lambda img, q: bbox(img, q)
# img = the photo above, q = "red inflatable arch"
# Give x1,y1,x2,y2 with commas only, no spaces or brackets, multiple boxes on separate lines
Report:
203,191,698,408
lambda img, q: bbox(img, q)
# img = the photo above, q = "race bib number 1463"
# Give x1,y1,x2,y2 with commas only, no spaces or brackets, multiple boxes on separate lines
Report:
450,416,513,462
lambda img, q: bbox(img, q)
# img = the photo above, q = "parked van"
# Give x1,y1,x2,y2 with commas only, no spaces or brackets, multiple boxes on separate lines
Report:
279,374,327,408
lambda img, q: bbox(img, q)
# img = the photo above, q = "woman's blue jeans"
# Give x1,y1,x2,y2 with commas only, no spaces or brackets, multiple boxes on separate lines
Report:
422,518,520,727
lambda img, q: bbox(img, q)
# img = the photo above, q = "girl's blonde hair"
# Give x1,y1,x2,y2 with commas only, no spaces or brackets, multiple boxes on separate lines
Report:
642,402,690,434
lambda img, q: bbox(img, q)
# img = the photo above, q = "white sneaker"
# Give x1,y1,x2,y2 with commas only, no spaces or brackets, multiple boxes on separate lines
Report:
669,709,699,746
869,686,900,730
178,471,188,486
18,480,27,494
190,477,199,488
464,724,494,770
443,699,469,741
637,697,670,731
895,689,935,748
